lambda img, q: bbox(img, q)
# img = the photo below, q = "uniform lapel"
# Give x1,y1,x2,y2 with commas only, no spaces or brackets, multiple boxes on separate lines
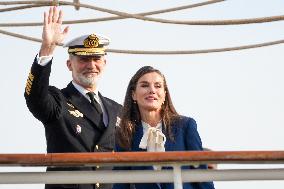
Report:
97,93,116,145
62,83,101,127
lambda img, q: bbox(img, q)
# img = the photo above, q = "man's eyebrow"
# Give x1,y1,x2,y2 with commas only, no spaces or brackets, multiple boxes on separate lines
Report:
93,56,103,59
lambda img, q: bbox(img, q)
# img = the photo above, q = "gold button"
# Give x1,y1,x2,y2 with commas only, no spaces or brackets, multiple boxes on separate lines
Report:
96,183,100,188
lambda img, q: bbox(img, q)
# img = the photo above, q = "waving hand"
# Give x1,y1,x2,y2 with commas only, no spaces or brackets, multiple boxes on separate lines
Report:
40,6,69,56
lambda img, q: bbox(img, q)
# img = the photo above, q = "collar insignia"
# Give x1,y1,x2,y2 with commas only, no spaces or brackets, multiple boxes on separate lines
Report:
115,116,121,127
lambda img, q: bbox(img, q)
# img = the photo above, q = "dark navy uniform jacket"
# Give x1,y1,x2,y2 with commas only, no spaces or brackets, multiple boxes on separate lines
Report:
24,57,122,189
113,116,215,189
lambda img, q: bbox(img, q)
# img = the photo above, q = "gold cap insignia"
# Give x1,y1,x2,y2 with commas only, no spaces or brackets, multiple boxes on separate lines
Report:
84,34,99,48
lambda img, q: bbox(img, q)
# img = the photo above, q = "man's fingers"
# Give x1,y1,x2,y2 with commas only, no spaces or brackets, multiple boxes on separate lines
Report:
48,7,53,24
57,10,63,24
43,12,47,26
52,6,58,23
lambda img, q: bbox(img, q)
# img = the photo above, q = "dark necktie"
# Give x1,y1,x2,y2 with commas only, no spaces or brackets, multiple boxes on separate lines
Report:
86,92,103,115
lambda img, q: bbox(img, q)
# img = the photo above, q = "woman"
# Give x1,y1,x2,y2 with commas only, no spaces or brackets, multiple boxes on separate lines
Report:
114,66,214,189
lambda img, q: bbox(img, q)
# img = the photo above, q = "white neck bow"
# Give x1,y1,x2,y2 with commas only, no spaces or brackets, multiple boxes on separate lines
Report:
139,121,166,152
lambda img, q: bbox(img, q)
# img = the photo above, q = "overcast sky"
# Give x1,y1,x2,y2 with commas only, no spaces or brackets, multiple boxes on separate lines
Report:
1,0,284,188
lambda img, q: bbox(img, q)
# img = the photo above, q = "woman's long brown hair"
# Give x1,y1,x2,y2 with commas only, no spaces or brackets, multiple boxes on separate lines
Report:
116,66,180,150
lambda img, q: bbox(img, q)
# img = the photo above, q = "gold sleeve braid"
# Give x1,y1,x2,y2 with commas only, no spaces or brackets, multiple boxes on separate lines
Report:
25,71,34,95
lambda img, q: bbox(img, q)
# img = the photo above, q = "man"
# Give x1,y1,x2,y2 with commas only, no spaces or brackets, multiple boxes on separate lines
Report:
24,6,121,189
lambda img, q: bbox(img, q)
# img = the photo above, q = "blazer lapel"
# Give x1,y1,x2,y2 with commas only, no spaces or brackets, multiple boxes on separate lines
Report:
132,124,154,171
163,122,178,151
132,123,145,152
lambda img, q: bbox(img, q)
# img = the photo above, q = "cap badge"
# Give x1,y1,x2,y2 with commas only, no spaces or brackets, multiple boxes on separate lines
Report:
84,34,99,48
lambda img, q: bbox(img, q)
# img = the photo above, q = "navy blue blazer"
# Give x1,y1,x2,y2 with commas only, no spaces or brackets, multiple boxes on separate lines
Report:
113,116,215,189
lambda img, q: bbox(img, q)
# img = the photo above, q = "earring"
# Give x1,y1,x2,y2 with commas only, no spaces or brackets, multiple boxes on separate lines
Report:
133,100,137,104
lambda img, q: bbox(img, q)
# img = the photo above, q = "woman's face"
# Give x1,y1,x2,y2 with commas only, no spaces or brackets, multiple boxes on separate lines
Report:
132,72,166,113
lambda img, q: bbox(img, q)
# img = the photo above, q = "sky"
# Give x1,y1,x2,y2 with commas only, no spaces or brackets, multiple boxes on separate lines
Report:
0,0,284,188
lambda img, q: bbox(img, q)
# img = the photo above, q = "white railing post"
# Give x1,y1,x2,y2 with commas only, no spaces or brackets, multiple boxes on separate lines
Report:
173,165,183,189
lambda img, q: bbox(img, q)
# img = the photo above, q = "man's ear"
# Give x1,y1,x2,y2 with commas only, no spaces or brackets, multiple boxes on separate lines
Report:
66,60,72,71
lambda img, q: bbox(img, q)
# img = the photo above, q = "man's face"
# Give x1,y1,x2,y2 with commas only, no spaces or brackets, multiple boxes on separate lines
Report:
67,55,106,89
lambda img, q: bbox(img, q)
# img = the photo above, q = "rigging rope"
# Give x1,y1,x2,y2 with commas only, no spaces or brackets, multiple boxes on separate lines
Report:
0,4,44,12
0,0,225,27
1,0,284,26
1,28,283,55
0,0,224,13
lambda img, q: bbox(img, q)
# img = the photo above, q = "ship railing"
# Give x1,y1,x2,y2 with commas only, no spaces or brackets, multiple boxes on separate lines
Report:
0,151,284,189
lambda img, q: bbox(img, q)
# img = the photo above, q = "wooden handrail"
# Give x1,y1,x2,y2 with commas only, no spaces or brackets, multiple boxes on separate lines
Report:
0,151,284,167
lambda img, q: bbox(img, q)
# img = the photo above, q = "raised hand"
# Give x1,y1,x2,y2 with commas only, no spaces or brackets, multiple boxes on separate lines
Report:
40,6,69,56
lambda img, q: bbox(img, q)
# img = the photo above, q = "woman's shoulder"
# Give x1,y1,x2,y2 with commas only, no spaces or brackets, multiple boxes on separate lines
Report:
173,115,197,127
171,116,199,135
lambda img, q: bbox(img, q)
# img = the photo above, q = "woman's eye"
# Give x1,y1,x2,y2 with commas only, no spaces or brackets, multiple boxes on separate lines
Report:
155,84,162,88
